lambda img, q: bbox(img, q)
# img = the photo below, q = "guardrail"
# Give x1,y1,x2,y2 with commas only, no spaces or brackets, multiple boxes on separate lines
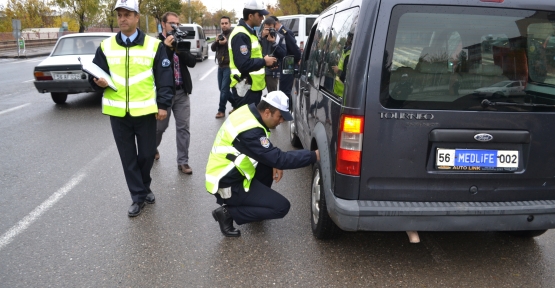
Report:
0,39,57,51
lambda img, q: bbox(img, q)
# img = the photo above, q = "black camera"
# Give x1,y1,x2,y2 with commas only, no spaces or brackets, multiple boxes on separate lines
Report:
168,24,190,53
218,34,225,41
267,27,277,38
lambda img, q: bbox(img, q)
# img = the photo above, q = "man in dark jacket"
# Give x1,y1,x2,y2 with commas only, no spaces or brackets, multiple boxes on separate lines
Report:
206,91,320,237
228,1,277,109
272,16,302,105
89,0,174,217
259,17,286,92
155,11,197,175
211,16,235,118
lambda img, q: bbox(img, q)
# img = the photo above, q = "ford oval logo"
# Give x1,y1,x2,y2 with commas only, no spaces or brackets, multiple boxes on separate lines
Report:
474,133,493,142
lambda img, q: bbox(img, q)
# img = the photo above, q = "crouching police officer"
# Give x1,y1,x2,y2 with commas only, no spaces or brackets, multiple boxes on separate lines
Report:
205,91,319,237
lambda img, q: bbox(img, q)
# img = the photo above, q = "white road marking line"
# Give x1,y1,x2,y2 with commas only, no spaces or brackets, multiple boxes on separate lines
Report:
200,66,218,81
0,147,113,251
0,103,31,116
22,79,34,83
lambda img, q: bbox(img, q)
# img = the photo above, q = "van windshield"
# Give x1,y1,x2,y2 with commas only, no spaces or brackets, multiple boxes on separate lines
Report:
381,6,555,112
177,26,196,39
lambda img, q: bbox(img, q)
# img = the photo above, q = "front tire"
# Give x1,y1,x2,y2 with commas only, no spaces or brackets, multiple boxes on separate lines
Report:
311,162,341,239
51,93,67,104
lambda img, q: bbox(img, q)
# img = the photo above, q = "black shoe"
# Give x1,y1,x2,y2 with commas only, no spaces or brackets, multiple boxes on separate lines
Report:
145,191,155,204
212,206,241,237
128,202,146,217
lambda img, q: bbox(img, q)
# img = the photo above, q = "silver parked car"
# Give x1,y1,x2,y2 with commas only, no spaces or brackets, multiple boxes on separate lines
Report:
33,32,115,104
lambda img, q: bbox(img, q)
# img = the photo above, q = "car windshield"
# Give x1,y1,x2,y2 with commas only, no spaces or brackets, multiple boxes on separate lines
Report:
52,36,110,56
381,6,555,112
177,27,196,39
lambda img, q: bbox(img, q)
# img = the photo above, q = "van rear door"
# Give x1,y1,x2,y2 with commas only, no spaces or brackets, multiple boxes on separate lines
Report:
358,3,555,203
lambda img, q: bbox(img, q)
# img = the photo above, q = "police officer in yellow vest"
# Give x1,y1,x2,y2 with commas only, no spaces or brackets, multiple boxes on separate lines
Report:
228,0,277,110
206,91,320,237
332,32,353,97
89,0,174,217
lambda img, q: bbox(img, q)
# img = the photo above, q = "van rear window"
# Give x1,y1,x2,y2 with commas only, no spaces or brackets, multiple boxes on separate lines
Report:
381,6,555,112
178,26,196,39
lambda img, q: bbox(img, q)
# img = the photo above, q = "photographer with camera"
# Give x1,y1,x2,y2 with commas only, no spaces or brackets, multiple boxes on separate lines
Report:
259,17,286,92
211,16,235,118
156,11,197,175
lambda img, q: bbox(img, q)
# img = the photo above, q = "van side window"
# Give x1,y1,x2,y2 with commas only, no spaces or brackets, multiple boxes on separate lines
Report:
320,7,360,98
306,15,334,87
381,5,555,111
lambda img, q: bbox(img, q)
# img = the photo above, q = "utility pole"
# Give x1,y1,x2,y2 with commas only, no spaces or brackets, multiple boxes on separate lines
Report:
188,0,191,23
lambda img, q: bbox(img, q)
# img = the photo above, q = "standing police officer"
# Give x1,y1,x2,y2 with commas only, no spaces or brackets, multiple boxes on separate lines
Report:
89,0,174,217
272,16,302,105
205,91,320,237
228,0,277,109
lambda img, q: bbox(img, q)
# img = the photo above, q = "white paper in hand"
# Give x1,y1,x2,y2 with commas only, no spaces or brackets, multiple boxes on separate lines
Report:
80,57,118,91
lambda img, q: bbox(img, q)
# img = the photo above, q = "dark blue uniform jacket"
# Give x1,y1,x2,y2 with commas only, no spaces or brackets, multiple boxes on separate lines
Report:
231,19,267,80
88,29,174,110
279,25,301,63
219,104,317,187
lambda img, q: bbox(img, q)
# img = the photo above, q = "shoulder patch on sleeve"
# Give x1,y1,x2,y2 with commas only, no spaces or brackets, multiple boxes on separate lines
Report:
240,45,248,55
162,59,171,67
260,136,270,148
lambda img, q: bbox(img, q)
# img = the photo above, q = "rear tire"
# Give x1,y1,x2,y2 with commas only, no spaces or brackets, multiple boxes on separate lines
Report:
51,93,67,104
507,230,548,238
311,162,341,239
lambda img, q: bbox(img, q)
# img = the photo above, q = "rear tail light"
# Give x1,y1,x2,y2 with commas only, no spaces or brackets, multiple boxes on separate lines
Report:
34,71,53,81
197,40,200,48
336,114,364,176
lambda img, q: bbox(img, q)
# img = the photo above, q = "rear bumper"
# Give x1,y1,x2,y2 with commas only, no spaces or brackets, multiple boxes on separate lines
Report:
329,196,555,231
34,80,94,94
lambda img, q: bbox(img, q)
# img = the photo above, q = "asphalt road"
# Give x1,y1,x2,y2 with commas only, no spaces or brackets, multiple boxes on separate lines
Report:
1,51,555,287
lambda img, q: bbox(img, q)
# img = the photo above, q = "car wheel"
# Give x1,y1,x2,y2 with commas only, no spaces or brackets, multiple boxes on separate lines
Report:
311,162,341,239
199,49,204,62
51,93,68,104
289,113,302,148
507,230,548,238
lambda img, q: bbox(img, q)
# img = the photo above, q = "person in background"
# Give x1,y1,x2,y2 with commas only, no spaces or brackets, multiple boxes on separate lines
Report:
89,0,174,217
211,16,235,118
271,16,301,105
259,17,286,93
155,11,197,175
228,0,277,109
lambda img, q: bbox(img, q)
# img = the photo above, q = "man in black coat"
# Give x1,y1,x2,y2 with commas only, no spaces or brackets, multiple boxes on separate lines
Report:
156,12,197,175
272,16,302,106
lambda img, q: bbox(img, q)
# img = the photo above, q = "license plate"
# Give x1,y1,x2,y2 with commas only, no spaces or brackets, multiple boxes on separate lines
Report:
436,148,518,171
54,73,82,80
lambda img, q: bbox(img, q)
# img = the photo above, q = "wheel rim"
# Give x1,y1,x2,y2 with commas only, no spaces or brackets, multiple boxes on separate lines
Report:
311,168,321,225
289,113,296,141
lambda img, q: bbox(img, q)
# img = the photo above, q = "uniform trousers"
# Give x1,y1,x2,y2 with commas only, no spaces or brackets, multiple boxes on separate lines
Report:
216,164,291,225
156,88,190,165
231,87,262,109
265,75,279,92
279,73,294,105
110,113,156,203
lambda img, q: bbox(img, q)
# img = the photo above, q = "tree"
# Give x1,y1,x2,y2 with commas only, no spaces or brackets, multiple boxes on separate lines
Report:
181,0,207,25
277,0,334,15
210,9,237,28
53,0,101,33
142,0,181,29
1,0,54,30
100,0,118,32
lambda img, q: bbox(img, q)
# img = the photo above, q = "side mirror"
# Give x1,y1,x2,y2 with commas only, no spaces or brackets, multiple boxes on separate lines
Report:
281,55,298,76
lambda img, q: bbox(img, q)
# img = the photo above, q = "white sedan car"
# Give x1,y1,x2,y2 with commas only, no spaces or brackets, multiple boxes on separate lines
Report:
473,80,526,98
33,33,115,104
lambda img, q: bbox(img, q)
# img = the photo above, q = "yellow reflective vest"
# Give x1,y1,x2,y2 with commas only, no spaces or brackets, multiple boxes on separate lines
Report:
101,35,160,117
228,25,266,91
333,49,351,97
205,105,271,194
